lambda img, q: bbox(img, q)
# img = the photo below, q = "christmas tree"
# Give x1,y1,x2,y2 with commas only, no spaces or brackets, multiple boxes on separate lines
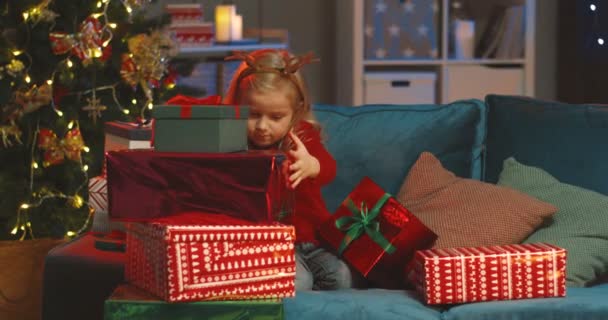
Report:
0,0,182,240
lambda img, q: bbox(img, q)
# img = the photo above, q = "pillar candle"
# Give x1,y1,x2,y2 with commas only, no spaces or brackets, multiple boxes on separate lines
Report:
214,5,235,42
231,14,242,41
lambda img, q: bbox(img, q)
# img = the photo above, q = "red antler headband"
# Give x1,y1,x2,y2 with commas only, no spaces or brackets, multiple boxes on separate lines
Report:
225,50,319,103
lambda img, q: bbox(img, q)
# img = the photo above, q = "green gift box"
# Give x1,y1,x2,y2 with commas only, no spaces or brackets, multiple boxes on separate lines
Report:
152,103,250,153
104,285,284,320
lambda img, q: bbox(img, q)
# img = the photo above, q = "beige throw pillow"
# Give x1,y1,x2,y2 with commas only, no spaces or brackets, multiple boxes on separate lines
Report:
396,152,557,249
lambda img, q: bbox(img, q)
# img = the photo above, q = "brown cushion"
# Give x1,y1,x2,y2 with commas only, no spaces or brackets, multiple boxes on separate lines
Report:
396,152,557,249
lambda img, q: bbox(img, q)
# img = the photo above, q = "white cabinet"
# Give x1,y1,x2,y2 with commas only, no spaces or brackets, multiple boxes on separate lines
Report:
336,0,536,106
364,72,437,104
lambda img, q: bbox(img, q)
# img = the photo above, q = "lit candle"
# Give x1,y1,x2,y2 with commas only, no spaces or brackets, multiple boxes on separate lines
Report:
215,5,235,42
231,14,242,41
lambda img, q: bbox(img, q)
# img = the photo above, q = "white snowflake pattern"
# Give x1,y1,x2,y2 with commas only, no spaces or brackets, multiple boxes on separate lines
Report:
403,0,416,13
418,24,429,37
376,1,387,13
388,24,400,37
402,48,415,57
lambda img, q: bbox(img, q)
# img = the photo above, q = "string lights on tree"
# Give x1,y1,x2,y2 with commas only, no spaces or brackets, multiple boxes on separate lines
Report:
0,0,181,240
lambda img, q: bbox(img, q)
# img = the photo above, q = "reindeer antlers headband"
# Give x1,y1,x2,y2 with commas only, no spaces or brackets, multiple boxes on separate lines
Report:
225,50,319,104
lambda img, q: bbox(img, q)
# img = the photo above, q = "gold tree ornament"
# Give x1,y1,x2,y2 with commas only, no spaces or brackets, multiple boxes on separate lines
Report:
82,97,107,123
120,31,176,103
15,83,53,114
0,121,22,147
4,59,25,77
121,0,151,14
24,0,59,25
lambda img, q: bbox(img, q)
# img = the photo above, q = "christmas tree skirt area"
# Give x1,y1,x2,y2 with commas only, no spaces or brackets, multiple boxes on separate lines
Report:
0,238,66,320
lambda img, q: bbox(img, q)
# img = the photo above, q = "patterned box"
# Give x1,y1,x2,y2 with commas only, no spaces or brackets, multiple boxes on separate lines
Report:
409,243,567,305
169,23,214,47
125,213,296,302
88,175,107,214
364,0,439,59
165,4,204,24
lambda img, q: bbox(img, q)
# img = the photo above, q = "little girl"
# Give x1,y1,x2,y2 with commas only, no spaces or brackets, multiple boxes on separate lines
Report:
223,49,353,291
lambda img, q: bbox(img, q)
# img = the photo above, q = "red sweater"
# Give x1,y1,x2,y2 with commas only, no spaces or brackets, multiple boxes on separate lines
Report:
284,121,337,244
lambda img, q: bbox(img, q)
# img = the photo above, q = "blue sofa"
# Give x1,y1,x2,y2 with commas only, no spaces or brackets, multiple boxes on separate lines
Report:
42,95,608,320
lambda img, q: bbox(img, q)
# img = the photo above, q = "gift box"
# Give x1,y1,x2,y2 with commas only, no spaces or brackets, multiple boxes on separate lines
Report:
89,175,108,214
104,121,152,152
105,284,284,320
165,4,204,25
152,95,249,153
364,0,439,59
409,243,567,305
106,149,293,222
88,175,126,233
318,177,437,289
169,23,214,47
125,213,296,302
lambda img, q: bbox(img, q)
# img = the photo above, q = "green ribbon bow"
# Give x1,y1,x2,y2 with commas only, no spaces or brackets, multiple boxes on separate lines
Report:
335,193,397,256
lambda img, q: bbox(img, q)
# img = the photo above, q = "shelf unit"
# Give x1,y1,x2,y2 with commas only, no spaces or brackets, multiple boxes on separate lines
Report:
336,0,536,106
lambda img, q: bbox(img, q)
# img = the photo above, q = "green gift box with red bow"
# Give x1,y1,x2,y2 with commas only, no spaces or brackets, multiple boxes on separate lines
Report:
152,95,250,153
319,177,437,289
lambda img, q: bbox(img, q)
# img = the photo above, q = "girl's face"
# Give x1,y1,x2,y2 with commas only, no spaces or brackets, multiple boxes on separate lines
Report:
242,88,295,149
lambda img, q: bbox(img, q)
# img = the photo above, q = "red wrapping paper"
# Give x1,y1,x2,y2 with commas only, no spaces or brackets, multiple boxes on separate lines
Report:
318,177,437,289
106,149,292,222
125,212,296,302
409,243,567,305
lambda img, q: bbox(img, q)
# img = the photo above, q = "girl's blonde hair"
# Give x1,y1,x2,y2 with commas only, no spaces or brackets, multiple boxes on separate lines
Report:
223,49,320,150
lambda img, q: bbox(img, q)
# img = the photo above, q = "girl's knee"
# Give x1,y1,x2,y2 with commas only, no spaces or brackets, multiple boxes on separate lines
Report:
295,253,314,291
332,259,353,289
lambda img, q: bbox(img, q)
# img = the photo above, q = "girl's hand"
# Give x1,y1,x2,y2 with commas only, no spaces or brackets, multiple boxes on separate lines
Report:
287,131,320,189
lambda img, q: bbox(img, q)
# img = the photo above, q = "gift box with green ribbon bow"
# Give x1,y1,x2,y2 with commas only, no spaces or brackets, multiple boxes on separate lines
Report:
319,177,437,289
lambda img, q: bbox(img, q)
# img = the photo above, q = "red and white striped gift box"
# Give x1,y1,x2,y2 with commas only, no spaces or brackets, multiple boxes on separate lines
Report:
165,4,204,24
410,243,567,305
88,175,107,214
169,23,214,47
125,214,296,302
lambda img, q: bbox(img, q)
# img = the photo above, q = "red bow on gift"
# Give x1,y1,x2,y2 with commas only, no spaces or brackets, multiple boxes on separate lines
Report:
49,16,110,64
166,94,223,106
37,128,84,167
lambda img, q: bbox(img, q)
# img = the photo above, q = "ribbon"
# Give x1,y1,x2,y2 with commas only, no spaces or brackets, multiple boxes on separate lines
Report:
335,193,397,255
49,16,109,65
37,128,84,167
165,94,241,119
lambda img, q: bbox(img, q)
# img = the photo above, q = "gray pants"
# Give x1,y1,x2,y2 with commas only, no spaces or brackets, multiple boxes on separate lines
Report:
295,243,353,291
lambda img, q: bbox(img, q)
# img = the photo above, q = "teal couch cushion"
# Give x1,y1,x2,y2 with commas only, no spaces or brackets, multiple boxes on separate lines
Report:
313,100,486,213
284,289,442,320
484,95,608,197
443,284,608,320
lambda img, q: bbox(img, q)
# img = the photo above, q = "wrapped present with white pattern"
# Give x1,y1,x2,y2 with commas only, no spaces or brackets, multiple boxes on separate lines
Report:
89,175,107,214
125,213,296,303
165,4,204,25
409,243,567,305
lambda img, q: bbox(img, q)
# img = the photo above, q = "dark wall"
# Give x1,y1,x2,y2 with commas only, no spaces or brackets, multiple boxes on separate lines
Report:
557,0,608,104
